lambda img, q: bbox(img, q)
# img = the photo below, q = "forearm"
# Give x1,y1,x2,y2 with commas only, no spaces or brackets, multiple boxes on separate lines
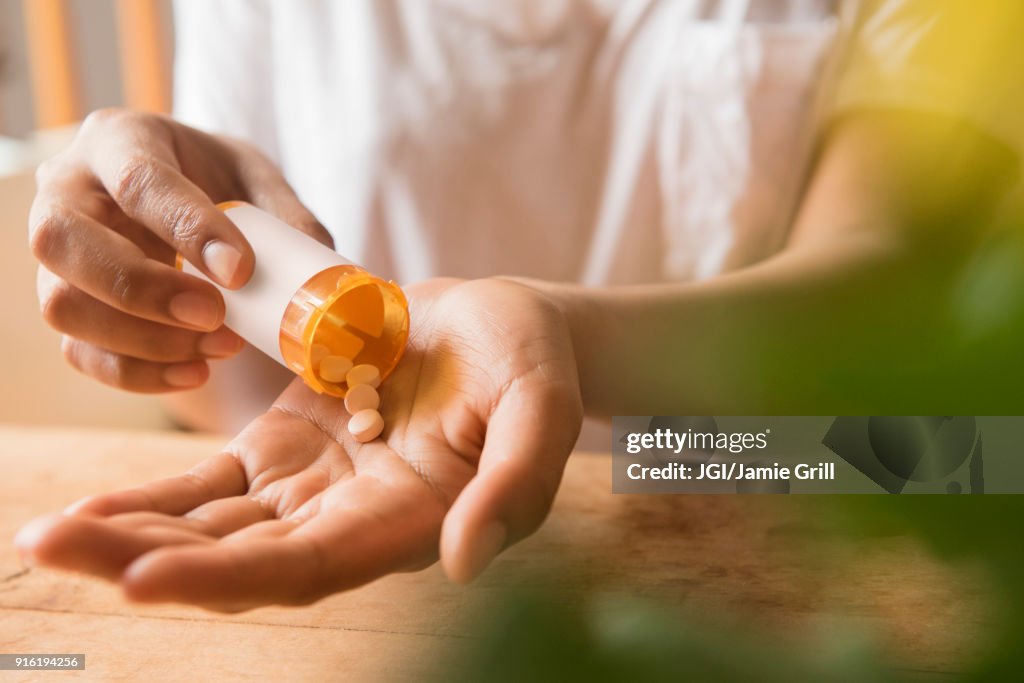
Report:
541,239,961,416
539,111,1021,416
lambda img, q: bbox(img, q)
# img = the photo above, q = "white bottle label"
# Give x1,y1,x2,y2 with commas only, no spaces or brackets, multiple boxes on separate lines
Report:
182,204,350,366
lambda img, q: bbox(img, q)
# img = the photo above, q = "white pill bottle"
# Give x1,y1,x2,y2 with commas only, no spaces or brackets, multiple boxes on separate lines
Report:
178,201,409,397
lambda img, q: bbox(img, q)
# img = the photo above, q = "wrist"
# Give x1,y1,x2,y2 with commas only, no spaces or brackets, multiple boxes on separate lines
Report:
496,276,612,417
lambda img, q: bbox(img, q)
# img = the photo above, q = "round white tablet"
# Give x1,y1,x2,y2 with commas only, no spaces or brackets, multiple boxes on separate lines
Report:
348,409,384,443
318,355,353,383
345,383,380,414
346,363,381,389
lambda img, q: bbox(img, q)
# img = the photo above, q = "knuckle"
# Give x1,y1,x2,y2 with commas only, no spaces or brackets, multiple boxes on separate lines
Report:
108,266,137,311
165,202,206,247
34,155,61,185
61,336,135,389
34,149,78,186
110,156,158,211
35,265,57,304
60,336,84,371
28,205,74,263
91,351,133,388
38,279,75,331
81,107,132,132
105,354,133,386
146,329,194,363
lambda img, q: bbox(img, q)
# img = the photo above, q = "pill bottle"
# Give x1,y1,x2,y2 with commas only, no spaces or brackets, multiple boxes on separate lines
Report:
178,202,409,397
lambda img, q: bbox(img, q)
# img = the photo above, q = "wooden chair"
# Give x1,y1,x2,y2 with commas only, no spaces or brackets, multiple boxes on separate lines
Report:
22,0,171,129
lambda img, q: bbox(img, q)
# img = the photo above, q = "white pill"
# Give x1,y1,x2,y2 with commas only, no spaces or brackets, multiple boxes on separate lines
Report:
318,355,353,383
348,409,384,443
346,363,381,389
345,383,380,414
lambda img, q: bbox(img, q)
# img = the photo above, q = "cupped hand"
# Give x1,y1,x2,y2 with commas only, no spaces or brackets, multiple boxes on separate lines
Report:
29,108,332,392
16,278,583,611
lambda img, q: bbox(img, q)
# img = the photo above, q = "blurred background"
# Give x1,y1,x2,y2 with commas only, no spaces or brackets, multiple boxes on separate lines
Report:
0,0,172,428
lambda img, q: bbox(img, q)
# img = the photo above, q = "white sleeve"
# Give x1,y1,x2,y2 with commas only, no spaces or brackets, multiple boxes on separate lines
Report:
171,0,280,162
827,0,1024,155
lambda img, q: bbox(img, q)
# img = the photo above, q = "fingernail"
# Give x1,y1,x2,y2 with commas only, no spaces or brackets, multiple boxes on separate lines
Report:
13,523,39,555
14,515,59,561
169,292,220,330
465,521,507,582
198,328,243,357
202,240,243,287
163,362,207,388
63,497,92,515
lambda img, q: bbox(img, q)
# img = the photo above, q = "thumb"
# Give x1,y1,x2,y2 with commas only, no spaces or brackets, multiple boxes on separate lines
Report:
440,383,581,584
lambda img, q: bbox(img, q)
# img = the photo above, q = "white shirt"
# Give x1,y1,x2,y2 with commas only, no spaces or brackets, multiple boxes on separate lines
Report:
172,0,1021,286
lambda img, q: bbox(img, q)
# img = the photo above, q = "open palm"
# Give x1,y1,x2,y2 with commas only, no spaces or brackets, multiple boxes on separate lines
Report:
16,278,583,611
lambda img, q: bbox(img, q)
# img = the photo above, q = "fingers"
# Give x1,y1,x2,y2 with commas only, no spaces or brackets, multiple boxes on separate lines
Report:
27,111,255,391
66,452,249,516
30,204,229,333
60,337,210,392
184,496,274,536
440,384,582,584
36,255,237,391
77,109,254,288
121,537,319,610
14,514,213,580
38,268,243,363
18,427,449,609
122,474,445,611
17,454,252,579
221,519,300,543
97,496,274,539
28,109,331,395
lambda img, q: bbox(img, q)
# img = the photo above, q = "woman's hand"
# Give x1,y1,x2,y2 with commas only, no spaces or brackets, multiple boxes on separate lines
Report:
16,278,583,611
28,108,331,393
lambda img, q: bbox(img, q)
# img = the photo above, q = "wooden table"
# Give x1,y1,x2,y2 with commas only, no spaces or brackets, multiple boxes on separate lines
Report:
0,425,992,681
